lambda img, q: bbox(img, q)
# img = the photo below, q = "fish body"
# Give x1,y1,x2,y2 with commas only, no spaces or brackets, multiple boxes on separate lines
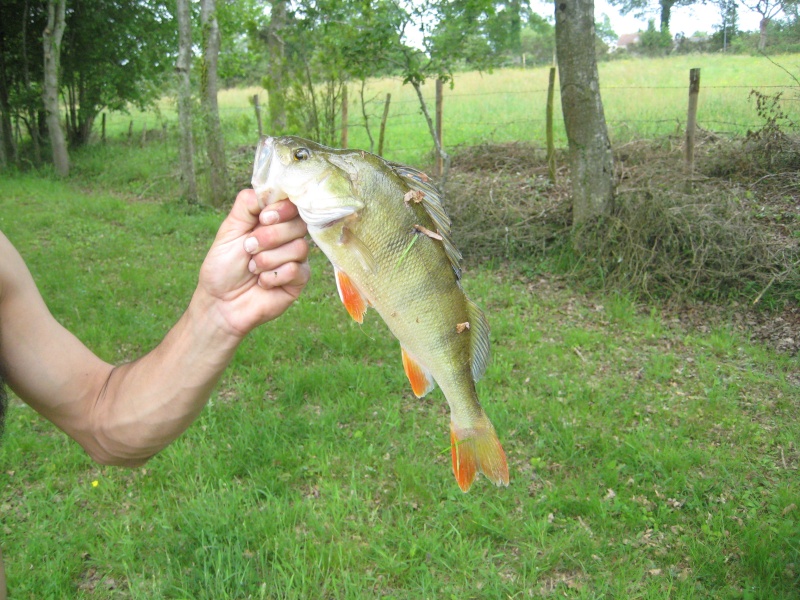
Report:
252,136,508,492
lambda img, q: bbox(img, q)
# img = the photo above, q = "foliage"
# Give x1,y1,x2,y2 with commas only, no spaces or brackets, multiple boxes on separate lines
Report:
638,19,674,55
0,0,176,153
216,0,271,88
519,13,556,65
606,0,697,32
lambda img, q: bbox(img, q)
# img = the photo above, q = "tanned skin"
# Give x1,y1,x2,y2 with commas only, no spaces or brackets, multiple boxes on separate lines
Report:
0,189,310,597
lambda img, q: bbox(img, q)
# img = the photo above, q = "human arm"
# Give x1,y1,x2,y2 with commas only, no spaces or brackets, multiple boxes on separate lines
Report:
0,190,309,465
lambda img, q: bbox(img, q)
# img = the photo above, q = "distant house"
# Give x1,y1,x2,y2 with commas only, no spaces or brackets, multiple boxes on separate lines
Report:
616,33,641,50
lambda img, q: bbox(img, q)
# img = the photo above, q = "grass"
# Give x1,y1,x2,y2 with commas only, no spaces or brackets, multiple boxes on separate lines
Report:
100,53,800,167
1,163,799,598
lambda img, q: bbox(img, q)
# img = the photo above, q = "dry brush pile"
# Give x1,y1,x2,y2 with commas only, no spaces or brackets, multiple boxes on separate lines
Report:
442,129,800,308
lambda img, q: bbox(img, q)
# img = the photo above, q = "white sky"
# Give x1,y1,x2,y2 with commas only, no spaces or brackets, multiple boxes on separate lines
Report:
529,0,772,38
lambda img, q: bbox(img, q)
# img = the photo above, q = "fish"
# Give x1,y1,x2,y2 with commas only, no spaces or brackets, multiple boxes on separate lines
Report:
251,135,509,492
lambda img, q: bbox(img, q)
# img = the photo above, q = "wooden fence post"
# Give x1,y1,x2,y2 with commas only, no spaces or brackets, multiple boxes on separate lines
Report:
378,93,391,156
546,66,557,184
253,94,263,138
435,78,443,177
341,84,348,148
101,112,106,144
685,67,701,188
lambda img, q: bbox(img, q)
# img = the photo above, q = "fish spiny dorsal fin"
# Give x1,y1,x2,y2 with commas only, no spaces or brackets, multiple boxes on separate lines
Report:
466,298,491,382
389,163,463,279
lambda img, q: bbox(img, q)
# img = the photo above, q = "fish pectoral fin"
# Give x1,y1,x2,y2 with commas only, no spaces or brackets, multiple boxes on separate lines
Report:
334,267,368,323
450,418,509,493
401,347,436,398
340,225,378,274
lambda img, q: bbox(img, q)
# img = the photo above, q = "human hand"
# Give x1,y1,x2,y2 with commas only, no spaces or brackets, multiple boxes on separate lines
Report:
196,189,310,338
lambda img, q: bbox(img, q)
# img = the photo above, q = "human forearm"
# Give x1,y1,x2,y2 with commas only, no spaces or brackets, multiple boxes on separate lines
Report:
81,195,309,465
85,291,243,465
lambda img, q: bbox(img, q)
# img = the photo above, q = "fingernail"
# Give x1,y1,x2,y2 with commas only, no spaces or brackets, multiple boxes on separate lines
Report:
244,237,258,253
260,210,279,225
248,259,257,273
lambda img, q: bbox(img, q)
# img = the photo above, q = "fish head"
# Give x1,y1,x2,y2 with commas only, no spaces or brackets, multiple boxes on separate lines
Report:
251,136,362,231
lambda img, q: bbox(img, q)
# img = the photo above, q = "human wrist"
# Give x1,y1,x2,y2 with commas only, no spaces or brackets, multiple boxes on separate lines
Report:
186,285,248,350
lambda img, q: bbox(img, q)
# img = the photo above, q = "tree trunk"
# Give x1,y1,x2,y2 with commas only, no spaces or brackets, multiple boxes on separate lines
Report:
555,0,614,226
0,29,18,167
200,0,228,207
0,119,7,170
176,0,198,204
265,0,288,133
758,18,768,51
410,79,449,183
659,0,673,33
21,0,42,166
43,0,69,177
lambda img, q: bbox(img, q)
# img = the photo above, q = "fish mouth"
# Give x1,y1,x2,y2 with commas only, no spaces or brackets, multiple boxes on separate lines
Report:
251,136,289,206
253,136,273,176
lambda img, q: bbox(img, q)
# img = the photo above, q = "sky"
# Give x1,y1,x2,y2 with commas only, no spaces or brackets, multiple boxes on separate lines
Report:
529,0,771,38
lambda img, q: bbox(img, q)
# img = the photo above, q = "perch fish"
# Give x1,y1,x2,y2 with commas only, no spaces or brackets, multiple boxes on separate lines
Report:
251,136,509,492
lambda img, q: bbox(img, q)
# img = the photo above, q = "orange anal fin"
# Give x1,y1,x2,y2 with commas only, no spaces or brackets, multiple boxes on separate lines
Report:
401,347,435,398
334,267,368,324
450,421,509,493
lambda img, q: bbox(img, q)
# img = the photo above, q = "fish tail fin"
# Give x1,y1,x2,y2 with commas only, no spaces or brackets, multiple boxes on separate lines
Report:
450,415,509,493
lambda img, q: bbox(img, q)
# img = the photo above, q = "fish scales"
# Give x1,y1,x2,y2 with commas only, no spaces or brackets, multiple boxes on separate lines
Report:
252,135,509,492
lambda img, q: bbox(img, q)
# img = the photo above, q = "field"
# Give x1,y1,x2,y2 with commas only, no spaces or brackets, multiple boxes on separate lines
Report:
105,53,800,167
1,55,799,598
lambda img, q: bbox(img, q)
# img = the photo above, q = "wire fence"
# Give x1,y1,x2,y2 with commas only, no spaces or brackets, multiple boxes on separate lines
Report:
104,71,800,167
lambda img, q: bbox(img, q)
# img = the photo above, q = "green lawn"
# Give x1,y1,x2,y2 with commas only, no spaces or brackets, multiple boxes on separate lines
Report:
1,166,798,598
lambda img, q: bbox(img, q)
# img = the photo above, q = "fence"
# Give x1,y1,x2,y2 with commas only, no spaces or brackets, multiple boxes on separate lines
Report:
98,65,800,169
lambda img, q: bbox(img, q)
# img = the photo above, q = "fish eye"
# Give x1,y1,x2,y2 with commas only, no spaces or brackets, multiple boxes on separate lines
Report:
294,147,311,161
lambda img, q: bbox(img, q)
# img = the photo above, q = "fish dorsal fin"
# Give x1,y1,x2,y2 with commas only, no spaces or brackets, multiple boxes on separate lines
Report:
334,266,368,323
466,298,491,382
401,347,436,398
389,163,463,279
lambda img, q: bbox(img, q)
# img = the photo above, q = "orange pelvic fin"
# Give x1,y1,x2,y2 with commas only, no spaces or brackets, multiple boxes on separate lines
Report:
334,266,368,323
401,347,435,398
450,420,509,492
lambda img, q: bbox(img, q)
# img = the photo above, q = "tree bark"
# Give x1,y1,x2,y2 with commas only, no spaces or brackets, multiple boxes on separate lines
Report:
659,0,673,33
0,17,18,167
176,0,198,204
265,0,288,134
22,0,42,166
43,0,69,177
410,79,449,184
758,17,768,51
555,0,614,226
200,0,228,206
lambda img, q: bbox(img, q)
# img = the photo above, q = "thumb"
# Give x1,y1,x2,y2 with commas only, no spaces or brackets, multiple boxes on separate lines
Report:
216,190,298,244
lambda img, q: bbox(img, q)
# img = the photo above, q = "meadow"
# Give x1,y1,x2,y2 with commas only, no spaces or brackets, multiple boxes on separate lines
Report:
105,53,800,167
1,54,799,598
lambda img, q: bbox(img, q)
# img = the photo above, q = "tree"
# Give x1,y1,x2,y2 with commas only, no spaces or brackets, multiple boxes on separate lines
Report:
519,14,556,66
200,0,229,206
59,0,176,147
555,0,615,225
607,0,694,33
395,0,528,174
176,0,198,204
263,0,289,133
43,0,69,176
742,0,786,49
